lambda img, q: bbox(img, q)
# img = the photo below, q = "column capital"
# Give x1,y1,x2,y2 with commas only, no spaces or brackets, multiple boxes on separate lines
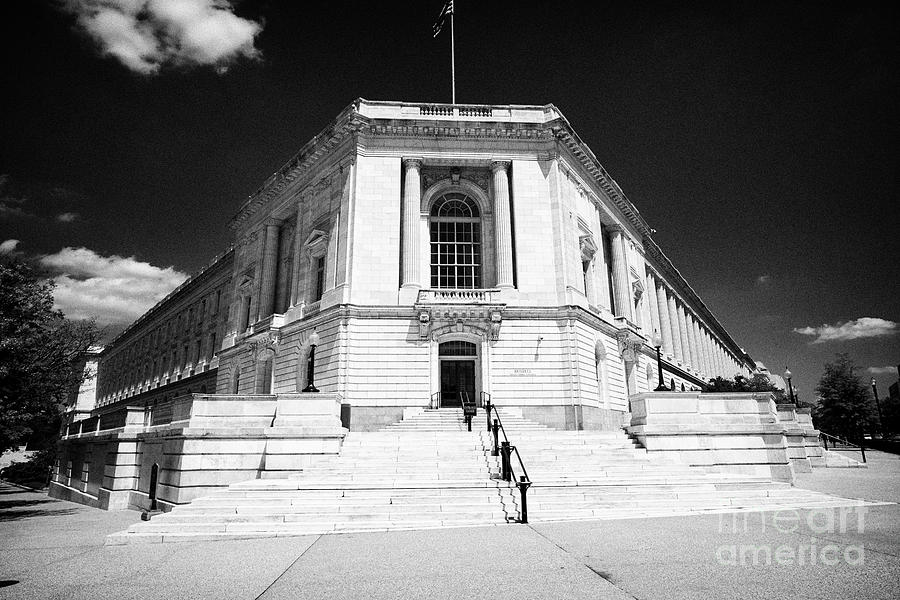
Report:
263,218,282,229
402,157,424,169
490,160,511,173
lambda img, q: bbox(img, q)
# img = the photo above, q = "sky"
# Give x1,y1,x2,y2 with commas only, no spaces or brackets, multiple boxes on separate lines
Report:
1,0,898,400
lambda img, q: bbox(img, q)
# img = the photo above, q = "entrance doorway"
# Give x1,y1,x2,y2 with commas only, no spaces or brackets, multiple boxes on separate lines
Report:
438,341,477,408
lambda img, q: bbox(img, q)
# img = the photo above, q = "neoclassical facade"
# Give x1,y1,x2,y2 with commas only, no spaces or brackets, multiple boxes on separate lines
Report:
90,99,754,431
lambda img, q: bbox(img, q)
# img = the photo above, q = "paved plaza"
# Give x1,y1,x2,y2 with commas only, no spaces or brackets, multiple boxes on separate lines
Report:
1,451,898,600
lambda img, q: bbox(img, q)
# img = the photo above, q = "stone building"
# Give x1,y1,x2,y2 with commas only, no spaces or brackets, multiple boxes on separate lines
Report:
52,99,768,511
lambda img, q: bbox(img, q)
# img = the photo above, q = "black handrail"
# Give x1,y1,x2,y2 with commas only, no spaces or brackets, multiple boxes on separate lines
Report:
461,392,476,432
820,431,867,463
483,393,532,523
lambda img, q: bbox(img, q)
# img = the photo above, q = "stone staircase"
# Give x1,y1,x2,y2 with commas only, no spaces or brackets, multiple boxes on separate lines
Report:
109,407,878,543
487,408,876,522
109,409,511,543
823,449,868,468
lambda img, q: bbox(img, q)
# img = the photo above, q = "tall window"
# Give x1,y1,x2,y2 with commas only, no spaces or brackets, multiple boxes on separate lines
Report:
430,193,482,289
314,257,326,301
601,224,616,313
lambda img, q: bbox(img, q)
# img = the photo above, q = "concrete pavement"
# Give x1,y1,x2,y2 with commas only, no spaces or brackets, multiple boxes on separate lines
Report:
1,451,898,599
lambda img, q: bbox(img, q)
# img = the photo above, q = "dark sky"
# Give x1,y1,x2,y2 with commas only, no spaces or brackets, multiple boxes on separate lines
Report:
1,1,898,399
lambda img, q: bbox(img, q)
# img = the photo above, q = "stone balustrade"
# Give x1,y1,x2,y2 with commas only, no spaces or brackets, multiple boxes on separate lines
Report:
416,288,500,304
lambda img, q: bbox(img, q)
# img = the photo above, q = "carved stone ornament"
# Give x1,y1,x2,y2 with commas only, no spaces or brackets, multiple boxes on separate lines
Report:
579,234,598,261
248,330,280,360
418,311,431,339
631,278,644,302
616,329,644,364
416,308,502,341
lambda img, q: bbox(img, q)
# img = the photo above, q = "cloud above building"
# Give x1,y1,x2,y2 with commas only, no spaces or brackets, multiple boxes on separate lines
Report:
793,317,899,344
867,366,898,375
61,0,263,75
0,239,20,254
38,246,189,326
56,212,80,223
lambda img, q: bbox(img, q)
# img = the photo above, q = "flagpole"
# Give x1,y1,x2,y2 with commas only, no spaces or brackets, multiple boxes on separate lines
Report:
450,5,456,104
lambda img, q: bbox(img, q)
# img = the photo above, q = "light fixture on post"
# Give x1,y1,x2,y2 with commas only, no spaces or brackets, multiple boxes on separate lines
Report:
302,330,320,393
652,330,668,391
784,367,796,405
871,378,884,435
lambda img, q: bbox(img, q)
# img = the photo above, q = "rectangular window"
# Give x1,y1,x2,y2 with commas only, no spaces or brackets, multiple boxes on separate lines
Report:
214,289,221,314
430,221,482,289
314,257,326,301
601,224,616,313
208,332,217,360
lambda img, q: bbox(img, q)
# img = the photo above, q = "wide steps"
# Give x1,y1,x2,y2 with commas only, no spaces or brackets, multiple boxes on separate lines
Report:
109,407,872,543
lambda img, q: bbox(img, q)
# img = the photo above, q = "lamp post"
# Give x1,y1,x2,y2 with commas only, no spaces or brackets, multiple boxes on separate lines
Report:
871,378,884,435
302,331,320,393
784,368,796,405
652,330,668,391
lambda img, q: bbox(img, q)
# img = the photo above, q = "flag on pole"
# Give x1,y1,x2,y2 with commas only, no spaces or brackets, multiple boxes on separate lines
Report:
432,0,454,37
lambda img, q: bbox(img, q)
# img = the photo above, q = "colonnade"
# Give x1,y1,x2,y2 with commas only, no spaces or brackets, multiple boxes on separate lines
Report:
645,271,743,379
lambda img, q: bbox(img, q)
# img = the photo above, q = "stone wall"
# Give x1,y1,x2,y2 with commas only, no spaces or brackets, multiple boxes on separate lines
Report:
49,393,346,511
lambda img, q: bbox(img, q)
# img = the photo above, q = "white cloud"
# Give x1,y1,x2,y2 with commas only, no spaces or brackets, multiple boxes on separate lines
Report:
63,0,262,75
0,239,20,254
868,366,898,375
39,247,189,326
793,317,899,344
56,212,80,223
755,274,772,286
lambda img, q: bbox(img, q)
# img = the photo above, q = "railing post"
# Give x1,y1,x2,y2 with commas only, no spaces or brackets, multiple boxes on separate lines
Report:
823,435,828,450
860,443,866,463
518,475,530,524
500,441,511,481
466,414,472,432
492,419,500,456
485,398,492,432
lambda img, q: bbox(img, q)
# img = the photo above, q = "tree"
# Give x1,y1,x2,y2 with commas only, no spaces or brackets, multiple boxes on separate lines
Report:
0,256,101,455
813,354,878,441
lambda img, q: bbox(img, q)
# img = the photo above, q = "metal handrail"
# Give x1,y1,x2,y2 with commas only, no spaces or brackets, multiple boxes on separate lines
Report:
482,393,533,523
820,431,867,463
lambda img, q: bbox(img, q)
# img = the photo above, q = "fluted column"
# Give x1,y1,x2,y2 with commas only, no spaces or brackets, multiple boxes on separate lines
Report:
289,201,304,307
691,317,705,375
258,220,280,320
666,290,683,362
676,302,691,368
684,312,697,371
655,281,673,356
491,161,514,288
608,227,632,319
700,326,712,376
647,272,661,342
401,158,423,291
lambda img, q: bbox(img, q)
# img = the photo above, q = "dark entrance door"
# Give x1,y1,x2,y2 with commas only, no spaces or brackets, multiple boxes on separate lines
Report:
440,360,475,407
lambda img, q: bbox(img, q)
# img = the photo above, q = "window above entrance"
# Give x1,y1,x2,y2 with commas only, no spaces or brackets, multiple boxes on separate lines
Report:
438,340,477,356
430,192,482,289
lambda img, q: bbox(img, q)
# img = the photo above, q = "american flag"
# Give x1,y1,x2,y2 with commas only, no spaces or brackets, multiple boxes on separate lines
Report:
432,0,454,38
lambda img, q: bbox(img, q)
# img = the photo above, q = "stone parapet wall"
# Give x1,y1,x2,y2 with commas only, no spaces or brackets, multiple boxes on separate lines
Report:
627,392,803,482
49,393,346,511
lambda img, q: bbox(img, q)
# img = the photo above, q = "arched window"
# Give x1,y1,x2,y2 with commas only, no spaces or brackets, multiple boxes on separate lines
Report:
430,193,482,289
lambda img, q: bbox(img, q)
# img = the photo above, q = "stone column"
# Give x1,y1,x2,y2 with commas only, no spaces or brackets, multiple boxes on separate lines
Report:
401,158,423,291
701,331,711,376
491,160,514,289
683,311,696,371
608,227,632,320
676,302,691,369
258,220,280,320
687,313,700,373
666,290,683,363
289,201,304,307
691,316,705,375
655,281,673,357
647,272,661,343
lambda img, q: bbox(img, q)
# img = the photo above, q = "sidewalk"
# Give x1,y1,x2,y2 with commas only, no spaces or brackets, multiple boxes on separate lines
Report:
2,452,898,600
